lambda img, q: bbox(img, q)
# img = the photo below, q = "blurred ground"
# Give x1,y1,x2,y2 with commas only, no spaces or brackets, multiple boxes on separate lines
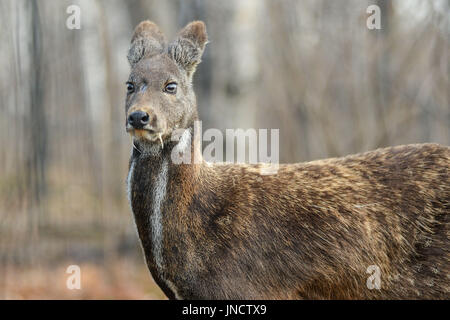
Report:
0,258,165,299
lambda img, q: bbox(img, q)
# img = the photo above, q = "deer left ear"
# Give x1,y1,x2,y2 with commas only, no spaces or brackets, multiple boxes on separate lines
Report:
168,21,208,78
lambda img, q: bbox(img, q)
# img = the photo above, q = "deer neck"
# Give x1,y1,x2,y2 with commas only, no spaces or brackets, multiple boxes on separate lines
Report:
127,125,202,297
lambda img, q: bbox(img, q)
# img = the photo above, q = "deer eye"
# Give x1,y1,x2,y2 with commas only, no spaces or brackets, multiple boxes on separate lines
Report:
164,82,177,94
126,82,135,94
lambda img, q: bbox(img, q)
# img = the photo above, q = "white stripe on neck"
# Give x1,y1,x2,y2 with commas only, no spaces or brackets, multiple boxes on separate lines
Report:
127,158,135,207
152,157,183,299
152,158,168,272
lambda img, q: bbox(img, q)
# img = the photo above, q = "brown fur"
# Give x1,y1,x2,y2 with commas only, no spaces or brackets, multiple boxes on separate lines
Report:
125,21,450,300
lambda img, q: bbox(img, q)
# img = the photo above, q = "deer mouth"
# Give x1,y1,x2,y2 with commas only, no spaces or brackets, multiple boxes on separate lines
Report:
127,127,157,139
127,126,166,149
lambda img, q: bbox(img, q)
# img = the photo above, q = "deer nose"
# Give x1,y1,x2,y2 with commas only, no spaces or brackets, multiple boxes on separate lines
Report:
128,111,150,129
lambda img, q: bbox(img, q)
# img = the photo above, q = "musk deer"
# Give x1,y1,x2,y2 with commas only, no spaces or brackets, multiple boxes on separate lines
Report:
125,20,449,299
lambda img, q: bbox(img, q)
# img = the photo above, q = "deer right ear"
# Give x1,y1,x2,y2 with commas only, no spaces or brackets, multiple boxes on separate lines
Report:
168,21,208,79
127,21,166,67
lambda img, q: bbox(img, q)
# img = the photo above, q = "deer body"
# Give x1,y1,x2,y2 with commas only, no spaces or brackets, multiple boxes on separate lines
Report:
125,21,449,299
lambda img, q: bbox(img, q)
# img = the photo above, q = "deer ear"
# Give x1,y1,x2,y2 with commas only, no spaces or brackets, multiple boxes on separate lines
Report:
168,21,208,78
128,21,166,67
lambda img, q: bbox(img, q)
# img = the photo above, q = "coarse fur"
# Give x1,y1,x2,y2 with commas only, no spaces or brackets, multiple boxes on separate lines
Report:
125,20,450,299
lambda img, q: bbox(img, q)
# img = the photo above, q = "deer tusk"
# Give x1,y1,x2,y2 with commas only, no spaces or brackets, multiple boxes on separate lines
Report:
132,141,141,153
158,133,164,149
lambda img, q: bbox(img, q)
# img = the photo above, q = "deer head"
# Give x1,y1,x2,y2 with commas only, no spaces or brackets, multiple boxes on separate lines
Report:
125,21,207,150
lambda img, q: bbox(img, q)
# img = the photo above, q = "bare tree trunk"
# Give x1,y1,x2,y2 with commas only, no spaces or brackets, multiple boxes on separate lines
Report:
372,0,392,147
25,0,47,263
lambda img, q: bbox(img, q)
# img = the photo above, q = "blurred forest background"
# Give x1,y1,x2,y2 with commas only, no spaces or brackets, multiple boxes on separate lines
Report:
0,0,448,299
